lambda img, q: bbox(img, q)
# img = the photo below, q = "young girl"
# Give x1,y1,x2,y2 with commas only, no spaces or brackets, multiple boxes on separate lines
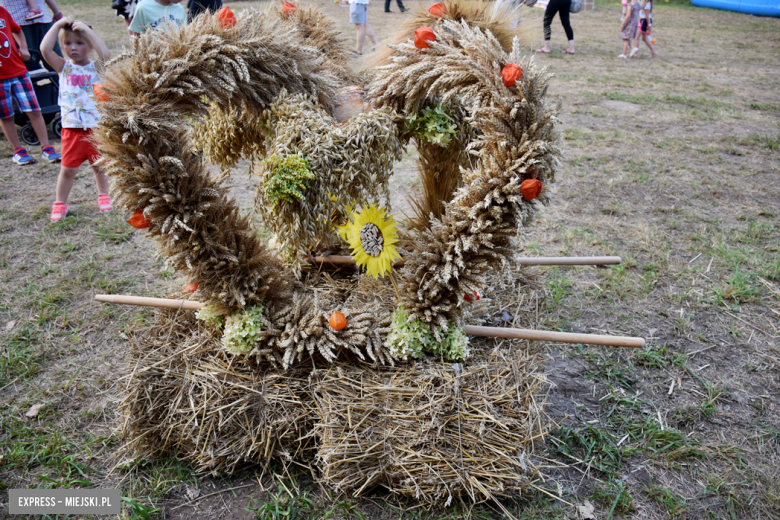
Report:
40,17,111,222
629,0,657,58
619,0,639,58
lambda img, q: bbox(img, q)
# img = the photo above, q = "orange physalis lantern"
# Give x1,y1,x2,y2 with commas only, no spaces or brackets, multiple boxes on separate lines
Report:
127,210,150,229
520,179,543,200
92,84,110,102
428,2,446,17
464,290,481,302
414,27,436,49
217,6,236,28
283,1,296,15
184,282,200,293
501,63,522,87
329,311,347,331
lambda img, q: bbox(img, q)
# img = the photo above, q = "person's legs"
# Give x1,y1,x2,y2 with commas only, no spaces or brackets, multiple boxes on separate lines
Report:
395,0,407,12
355,23,366,53
539,2,558,51
384,0,392,12
91,165,110,196
0,118,22,150
559,5,574,51
365,23,378,47
55,166,79,203
641,33,656,54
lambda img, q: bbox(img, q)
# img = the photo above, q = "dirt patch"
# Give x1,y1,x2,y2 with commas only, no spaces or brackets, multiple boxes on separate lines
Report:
602,100,641,112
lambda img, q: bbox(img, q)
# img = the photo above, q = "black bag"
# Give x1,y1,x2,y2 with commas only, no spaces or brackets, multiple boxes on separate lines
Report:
570,0,583,12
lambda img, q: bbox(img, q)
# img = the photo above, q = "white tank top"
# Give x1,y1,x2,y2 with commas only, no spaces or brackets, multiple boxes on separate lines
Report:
58,61,101,129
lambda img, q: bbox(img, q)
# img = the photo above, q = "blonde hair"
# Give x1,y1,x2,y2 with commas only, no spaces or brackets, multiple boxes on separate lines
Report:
58,23,94,51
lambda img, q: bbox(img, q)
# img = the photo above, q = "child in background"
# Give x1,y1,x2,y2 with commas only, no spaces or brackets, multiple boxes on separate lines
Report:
0,5,61,165
40,17,111,222
128,0,186,35
629,0,657,58
619,0,639,58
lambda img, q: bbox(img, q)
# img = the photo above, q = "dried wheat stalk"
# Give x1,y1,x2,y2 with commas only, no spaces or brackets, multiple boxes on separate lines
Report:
255,91,402,275
371,21,563,328
95,7,345,310
117,310,317,475
314,346,551,503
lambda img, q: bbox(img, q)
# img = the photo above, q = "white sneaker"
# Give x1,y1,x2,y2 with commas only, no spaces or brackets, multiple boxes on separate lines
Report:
629,47,639,58
618,54,627,59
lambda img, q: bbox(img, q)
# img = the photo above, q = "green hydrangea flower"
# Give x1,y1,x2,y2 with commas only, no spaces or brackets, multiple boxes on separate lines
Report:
403,103,458,147
386,308,470,361
263,155,315,209
196,304,225,329
221,305,265,355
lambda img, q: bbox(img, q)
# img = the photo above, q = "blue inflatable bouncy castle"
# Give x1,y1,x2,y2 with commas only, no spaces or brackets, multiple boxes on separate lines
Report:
692,0,779,16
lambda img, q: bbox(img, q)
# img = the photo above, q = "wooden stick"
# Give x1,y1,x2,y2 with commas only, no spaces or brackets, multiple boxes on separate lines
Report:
94,295,644,348
464,325,645,348
308,255,622,267
93,294,204,310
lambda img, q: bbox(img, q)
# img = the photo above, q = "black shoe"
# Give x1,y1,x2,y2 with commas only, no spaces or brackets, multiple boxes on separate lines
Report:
385,9,392,12
400,7,409,12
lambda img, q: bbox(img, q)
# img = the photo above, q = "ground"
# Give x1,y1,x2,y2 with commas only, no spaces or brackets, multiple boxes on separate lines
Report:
1,0,779,519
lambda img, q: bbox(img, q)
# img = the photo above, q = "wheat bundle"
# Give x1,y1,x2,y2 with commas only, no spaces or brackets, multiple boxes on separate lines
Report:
313,346,550,503
370,21,563,328
95,7,345,310
118,309,317,475
254,91,403,274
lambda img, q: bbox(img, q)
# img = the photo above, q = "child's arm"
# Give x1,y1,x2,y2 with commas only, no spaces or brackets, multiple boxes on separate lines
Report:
621,4,631,29
11,30,30,61
40,17,69,73
71,21,111,63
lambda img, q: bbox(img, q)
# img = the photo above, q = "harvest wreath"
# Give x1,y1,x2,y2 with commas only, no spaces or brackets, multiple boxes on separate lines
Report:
94,0,643,503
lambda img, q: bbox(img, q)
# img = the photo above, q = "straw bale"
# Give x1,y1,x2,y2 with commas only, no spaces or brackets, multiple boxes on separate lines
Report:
313,346,550,503
119,309,317,475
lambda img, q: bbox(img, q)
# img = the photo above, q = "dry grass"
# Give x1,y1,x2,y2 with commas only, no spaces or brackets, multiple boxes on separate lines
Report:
119,309,317,476
1,0,779,518
314,346,550,505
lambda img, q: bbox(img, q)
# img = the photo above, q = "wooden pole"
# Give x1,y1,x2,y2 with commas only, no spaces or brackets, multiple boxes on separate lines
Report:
93,294,204,310
464,325,645,348
308,255,622,267
94,295,644,348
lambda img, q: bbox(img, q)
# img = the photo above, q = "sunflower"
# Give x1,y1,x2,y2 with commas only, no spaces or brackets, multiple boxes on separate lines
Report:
338,204,400,278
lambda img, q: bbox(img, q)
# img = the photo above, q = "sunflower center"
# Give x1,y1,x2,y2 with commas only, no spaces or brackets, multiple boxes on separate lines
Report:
360,223,384,257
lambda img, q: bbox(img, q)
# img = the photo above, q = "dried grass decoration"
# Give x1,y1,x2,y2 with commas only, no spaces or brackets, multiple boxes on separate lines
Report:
255,91,402,273
98,0,564,505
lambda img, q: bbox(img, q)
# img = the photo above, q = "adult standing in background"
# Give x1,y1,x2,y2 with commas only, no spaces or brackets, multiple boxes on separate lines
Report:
384,0,408,14
186,0,221,22
2,0,63,70
536,0,575,54
343,0,377,56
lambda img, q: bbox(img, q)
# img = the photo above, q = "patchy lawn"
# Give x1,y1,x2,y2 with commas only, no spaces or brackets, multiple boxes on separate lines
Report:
1,0,778,518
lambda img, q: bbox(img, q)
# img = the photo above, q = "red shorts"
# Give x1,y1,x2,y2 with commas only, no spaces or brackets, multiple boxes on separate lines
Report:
61,128,101,168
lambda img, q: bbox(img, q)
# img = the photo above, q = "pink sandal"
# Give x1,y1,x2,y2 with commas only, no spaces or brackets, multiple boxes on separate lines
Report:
536,47,551,53
51,201,68,222
98,194,113,212
24,9,43,21
563,48,576,54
